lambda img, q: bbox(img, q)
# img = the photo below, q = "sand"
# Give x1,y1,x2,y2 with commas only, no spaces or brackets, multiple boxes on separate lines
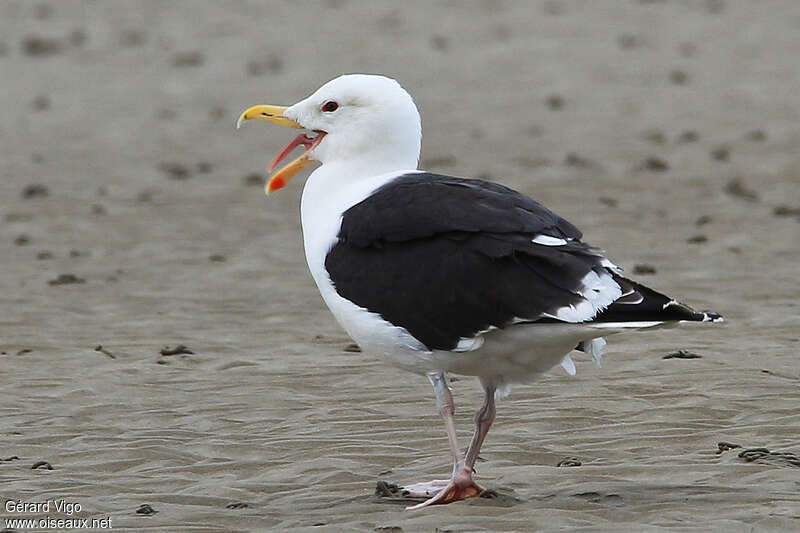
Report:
1,1,799,531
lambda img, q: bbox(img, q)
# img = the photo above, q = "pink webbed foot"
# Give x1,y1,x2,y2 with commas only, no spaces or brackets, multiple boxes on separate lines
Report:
403,468,483,510
399,479,451,498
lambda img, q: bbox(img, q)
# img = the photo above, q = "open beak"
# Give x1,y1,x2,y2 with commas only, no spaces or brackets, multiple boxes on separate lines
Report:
236,105,326,194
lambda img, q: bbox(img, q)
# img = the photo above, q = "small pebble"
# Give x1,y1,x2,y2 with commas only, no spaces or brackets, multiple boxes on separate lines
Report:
686,235,708,244
678,130,699,143
374,480,402,497
695,215,713,226
744,129,767,142
710,144,730,162
542,0,564,15
209,106,226,121
209,254,226,262
642,156,670,172
564,152,595,168
598,197,618,208
37,250,53,260
736,447,800,467
242,173,265,187
196,161,214,173
136,190,155,202
633,264,657,275
31,95,50,111
707,0,725,14
773,205,800,217
21,35,62,56
723,178,758,202
430,35,448,50
94,345,116,359
22,184,49,199
546,94,564,110
617,33,638,49
14,235,30,246
48,273,86,285
136,504,158,515
171,50,205,67
120,29,146,47
158,162,191,180
160,344,194,356
663,349,702,359
670,70,689,85
31,460,53,470
68,29,87,47
717,442,741,454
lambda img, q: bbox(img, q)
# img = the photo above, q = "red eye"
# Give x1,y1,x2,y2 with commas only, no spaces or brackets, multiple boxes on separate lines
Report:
322,101,339,112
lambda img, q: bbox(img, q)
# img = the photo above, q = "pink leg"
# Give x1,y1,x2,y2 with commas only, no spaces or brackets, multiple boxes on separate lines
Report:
464,383,496,471
404,379,497,510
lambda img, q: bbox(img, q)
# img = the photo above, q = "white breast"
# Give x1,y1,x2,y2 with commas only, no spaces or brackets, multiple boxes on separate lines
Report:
300,165,433,372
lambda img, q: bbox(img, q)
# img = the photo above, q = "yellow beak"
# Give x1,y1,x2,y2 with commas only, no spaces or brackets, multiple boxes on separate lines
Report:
237,105,319,194
236,105,302,130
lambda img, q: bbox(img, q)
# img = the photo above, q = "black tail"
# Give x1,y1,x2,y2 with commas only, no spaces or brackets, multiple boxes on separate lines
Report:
590,274,723,323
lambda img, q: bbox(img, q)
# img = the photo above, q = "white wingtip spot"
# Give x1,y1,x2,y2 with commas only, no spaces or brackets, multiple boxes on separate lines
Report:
663,300,681,310
532,235,568,246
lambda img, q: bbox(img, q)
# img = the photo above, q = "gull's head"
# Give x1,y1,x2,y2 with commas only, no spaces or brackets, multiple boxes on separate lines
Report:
237,74,422,194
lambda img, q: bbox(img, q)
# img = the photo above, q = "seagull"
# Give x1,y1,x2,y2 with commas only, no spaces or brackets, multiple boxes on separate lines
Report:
237,74,722,509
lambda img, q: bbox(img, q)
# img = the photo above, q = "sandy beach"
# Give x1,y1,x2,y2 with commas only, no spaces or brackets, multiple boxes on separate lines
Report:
1,1,799,531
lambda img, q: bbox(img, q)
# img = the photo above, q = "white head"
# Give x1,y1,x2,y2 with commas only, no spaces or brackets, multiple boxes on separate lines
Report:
238,74,422,193
287,75,421,166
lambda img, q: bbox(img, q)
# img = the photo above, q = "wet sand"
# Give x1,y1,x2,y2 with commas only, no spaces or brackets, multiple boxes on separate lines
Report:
1,1,799,531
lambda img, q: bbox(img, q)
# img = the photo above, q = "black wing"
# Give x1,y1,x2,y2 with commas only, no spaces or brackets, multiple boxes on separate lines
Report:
325,173,620,351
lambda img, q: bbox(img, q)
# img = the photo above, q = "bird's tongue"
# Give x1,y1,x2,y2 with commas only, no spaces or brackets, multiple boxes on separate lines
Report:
269,133,317,171
265,131,326,194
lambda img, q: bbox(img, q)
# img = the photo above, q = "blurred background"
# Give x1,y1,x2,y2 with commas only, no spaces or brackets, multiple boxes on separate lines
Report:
1,1,798,531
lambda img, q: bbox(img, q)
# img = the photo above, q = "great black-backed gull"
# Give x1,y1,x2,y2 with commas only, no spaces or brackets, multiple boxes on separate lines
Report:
237,74,722,509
